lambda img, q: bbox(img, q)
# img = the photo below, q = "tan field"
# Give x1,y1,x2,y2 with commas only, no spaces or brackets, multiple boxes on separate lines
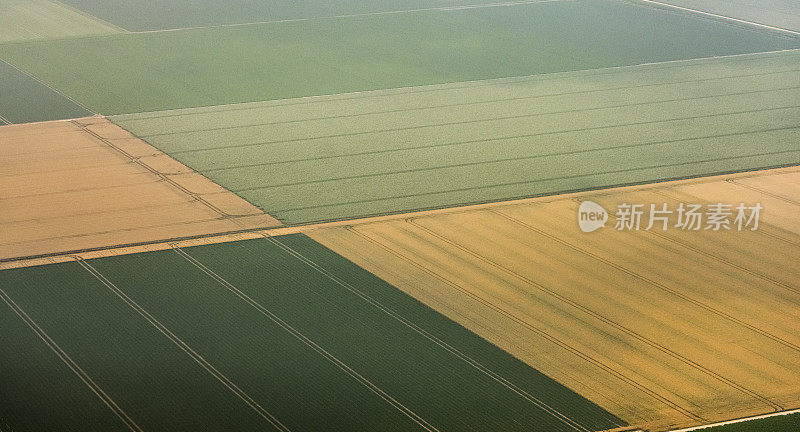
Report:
308,167,800,431
0,117,280,261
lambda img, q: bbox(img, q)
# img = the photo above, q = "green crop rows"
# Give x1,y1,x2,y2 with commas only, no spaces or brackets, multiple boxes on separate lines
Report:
0,235,624,431
114,50,800,223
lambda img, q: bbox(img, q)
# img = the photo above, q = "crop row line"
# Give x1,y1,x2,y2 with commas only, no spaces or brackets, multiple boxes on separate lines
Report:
269,148,800,215
262,233,602,431
200,99,800,173
0,280,142,432
491,209,800,354
171,245,440,432
343,224,697,423
403,218,782,408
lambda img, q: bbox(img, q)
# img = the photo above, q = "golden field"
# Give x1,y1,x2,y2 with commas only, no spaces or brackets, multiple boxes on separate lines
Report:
309,167,800,431
0,117,279,261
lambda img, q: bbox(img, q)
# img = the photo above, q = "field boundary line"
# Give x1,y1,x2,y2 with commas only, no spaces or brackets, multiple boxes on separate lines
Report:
633,0,800,36
0,286,143,432
405,219,782,410
112,49,800,119
490,209,800,354
2,165,798,269
0,113,11,125
48,0,131,33
0,58,95,115
72,120,241,219
171,246,441,432
73,257,292,432
261,233,636,430
669,407,800,431
127,0,573,35
338,226,695,424
150,73,800,138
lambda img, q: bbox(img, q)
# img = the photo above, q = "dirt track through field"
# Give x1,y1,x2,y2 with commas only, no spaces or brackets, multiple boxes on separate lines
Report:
308,166,800,431
0,117,280,261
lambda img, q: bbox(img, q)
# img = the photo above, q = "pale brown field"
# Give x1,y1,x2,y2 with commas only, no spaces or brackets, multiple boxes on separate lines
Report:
0,117,280,261
308,167,800,431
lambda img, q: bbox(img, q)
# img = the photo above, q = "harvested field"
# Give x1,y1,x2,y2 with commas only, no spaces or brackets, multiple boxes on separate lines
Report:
1,0,796,114
0,117,279,261
0,0,122,43
113,50,800,224
0,235,624,431
308,166,800,431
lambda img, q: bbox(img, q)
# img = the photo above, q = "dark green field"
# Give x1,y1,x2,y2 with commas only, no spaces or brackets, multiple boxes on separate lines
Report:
0,288,128,432
0,235,624,431
0,59,90,124
699,413,800,431
0,0,796,116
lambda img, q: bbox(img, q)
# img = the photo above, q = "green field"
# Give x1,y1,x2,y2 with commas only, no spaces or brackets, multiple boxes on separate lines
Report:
656,0,800,32
698,413,800,431
0,235,624,431
0,58,91,123
58,0,495,31
0,0,796,117
0,287,129,432
0,0,122,43
113,50,800,223
0,262,275,431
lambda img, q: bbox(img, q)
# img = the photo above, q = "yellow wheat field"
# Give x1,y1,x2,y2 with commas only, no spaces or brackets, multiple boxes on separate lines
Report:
309,167,800,431
0,117,280,260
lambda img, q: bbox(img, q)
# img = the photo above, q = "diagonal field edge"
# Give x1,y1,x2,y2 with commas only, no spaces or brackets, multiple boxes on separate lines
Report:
258,234,608,430
110,48,800,120
632,0,800,36
340,225,701,422
0,57,95,115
